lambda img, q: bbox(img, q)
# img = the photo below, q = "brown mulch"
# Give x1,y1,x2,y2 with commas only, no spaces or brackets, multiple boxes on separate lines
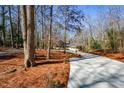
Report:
90,50,124,63
0,49,80,88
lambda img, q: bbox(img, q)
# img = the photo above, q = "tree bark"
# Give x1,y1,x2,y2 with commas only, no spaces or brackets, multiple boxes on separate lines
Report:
1,6,6,47
8,6,14,48
20,5,35,68
47,5,53,59
64,20,67,53
26,5,35,67
41,6,44,49
20,6,28,67
16,6,20,49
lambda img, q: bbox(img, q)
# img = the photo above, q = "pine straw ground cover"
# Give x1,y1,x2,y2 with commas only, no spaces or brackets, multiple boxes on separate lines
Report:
0,49,81,88
90,50,124,63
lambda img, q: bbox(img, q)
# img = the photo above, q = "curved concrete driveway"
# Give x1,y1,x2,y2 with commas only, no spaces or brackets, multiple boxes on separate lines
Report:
67,51,124,88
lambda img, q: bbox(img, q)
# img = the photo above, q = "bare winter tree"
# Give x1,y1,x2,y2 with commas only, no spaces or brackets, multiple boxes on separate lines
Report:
41,6,45,49
20,6,28,67
1,6,6,47
26,5,35,66
8,6,14,48
47,5,53,59
16,6,20,49
20,5,35,68
58,6,84,53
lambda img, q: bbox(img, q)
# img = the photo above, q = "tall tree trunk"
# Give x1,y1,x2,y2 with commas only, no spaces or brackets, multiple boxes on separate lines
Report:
8,6,14,48
26,5,35,67
47,5,53,59
16,6,20,49
41,6,45,49
20,6,28,67
20,5,35,68
64,20,67,53
1,6,6,47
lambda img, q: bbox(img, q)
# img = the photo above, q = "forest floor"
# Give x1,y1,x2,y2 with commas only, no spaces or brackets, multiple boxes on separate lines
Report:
90,50,124,63
0,48,80,88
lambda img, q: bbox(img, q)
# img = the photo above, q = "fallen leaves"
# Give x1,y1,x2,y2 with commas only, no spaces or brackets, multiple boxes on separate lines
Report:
0,49,79,88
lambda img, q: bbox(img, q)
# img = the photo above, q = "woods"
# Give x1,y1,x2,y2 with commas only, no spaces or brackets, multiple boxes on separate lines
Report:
1,5,124,88
0,5,124,67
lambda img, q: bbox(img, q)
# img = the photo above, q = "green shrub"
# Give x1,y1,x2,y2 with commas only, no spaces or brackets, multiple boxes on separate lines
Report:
107,28,118,52
90,39,101,49
76,46,82,51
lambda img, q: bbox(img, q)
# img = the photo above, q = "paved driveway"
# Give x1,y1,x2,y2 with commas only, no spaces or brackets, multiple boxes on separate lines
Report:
67,51,124,88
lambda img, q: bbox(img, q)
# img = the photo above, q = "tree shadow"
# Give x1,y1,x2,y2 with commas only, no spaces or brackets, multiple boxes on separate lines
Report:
35,60,64,66
35,57,46,60
68,59,124,88
0,52,16,61
69,55,99,62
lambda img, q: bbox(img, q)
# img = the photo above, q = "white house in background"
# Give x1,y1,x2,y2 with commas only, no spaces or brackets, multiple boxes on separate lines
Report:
68,47,79,52
67,43,79,52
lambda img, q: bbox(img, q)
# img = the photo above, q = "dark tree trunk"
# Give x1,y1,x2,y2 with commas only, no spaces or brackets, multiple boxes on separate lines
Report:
64,20,67,53
16,6,20,49
20,5,35,68
26,5,35,67
41,6,45,49
1,6,6,47
47,5,53,59
8,6,14,48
